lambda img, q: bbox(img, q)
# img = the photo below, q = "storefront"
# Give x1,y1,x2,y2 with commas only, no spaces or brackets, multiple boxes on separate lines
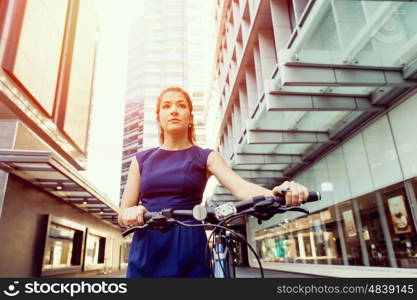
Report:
247,92,417,276
253,179,417,269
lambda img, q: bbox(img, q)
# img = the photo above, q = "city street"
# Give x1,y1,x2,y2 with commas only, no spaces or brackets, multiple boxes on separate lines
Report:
67,267,322,278
1,0,417,280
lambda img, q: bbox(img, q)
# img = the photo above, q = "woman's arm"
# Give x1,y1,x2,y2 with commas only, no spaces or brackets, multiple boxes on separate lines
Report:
117,156,147,226
207,150,308,206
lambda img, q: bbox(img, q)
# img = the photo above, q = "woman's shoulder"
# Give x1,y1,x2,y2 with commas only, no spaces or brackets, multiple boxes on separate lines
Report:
137,147,159,155
135,147,159,163
193,144,214,153
193,145,214,164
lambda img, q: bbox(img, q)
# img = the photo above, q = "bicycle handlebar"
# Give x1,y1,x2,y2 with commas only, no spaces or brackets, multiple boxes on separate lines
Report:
227,191,320,212
121,191,320,237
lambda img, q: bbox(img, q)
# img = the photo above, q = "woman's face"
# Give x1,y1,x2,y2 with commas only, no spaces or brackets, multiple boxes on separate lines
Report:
157,91,192,135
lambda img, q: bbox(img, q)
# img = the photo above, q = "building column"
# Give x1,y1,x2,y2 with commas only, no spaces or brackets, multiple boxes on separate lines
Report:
258,29,277,86
227,122,234,160
292,0,309,24
248,0,257,23
270,0,293,58
375,191,398,268
241,17,250,45
404,180,417,233
309,231,318,264
334,205,349,265
238,84,249,125
253,43,264,100
231,102,242,150
352,199,370,266
0,119,18,218
245,66,257,118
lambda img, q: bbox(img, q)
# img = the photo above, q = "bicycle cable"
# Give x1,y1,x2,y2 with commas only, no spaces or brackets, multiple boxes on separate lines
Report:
216,211,265,278
176,220,264,278
207,211,249,278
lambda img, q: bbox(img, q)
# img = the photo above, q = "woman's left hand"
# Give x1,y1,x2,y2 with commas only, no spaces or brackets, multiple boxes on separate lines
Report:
272,181,309,207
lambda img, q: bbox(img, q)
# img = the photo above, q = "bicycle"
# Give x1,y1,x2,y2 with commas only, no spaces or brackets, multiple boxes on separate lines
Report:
121,191,321,278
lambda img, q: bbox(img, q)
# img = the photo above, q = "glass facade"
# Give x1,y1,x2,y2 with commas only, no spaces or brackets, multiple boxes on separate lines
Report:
250,94,417,270
10,0,68,116
253,180,417,269
294,1,417,67
380,183,417,268
63,0,97,152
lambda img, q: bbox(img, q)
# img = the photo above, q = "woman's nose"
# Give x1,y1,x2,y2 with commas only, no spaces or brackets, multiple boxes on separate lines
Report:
170,106,178,114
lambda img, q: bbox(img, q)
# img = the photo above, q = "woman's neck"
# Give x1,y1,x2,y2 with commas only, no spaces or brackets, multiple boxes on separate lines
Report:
161,134,193,150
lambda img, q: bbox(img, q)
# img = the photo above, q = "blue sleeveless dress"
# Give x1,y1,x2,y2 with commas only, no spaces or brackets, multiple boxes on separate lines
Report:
126,145,213,277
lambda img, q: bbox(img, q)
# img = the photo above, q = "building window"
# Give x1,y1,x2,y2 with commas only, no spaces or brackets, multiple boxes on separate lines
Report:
336,200,364,266
43,223,79,270
380,182,417,268
121,240,131,265
41,215,85,276
357,193,390,267
254,206,342,265
84,231,106,269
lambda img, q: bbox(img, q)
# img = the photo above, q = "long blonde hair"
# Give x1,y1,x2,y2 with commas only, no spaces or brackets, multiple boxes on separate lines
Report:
156,87,196,145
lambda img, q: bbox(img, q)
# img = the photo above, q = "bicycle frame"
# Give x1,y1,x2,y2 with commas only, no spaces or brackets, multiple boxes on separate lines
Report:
212,232,236,278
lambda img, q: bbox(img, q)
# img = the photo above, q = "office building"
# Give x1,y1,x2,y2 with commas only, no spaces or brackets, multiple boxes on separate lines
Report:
211,0,417,277
0,0,127,277
125,0,215,150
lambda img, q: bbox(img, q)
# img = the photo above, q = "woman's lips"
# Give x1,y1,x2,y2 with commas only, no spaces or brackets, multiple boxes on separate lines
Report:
169,119,180,123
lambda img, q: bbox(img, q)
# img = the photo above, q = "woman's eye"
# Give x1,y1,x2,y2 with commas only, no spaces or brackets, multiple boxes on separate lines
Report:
162,105,169,109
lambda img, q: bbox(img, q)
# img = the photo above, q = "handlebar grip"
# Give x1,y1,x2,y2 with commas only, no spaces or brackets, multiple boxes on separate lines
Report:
144,212,153,221
306,191,320,202
273,191,321,205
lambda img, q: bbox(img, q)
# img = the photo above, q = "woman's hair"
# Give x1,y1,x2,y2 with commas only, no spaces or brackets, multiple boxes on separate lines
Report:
156,87,196,145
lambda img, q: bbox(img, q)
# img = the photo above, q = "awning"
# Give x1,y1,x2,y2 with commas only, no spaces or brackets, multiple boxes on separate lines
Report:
0,149,120,227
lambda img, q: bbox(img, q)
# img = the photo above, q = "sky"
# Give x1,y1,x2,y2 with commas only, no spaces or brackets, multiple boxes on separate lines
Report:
80,0,145,205
80,0,218,205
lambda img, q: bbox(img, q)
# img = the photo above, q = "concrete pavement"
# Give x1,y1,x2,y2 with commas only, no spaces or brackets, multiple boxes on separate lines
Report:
66,266,323,278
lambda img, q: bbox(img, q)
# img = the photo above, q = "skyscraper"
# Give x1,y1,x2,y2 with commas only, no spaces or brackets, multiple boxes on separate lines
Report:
125,0,215,149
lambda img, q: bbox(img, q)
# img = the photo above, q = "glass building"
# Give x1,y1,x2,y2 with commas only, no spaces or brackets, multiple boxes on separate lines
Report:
120,102,144,198
126,0,215,150
211,0,417,276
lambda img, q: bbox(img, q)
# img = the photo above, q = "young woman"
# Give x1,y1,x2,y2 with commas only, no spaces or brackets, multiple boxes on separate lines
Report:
118,87,309,277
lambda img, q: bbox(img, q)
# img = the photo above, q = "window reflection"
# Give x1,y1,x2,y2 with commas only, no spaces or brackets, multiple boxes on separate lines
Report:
8,0,67,116
310,213,328,264
381,183,417,268
320,208,343,265
62,0,96,152
357,193,390,267
253,179,417,270
254,207,342,265
43,223,77,270
121,240,131,265
337,200,363,266
85,233,106,265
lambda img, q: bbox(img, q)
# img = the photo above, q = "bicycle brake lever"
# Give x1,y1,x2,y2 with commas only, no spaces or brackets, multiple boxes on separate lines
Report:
276,206,310,214
147,215,178,232
249,202,310,225
121,224,149,237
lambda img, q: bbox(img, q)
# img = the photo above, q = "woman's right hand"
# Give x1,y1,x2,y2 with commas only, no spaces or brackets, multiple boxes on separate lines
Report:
119,205,148,227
